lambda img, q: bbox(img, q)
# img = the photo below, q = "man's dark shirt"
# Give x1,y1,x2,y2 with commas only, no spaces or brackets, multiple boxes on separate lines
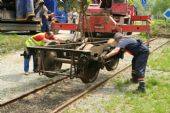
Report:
116,37,149,55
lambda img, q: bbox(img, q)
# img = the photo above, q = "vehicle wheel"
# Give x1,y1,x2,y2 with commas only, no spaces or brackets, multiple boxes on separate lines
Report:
44,51,62,78
80,60,100,83
105,55,119,71
43,41,62,78
79,44,100,83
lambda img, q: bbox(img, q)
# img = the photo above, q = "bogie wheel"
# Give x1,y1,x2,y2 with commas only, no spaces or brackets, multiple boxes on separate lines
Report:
80,60,100,83
105,55,119,71
79,44,100,83
43,41,63,78
43,51,62,78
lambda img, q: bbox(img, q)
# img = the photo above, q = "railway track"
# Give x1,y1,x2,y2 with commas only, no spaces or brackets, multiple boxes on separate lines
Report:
51,38,170,113
0,38,169,113
0,76,68,107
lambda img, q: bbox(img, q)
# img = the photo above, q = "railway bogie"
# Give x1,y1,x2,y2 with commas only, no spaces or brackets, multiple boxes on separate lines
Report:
29,40,120,83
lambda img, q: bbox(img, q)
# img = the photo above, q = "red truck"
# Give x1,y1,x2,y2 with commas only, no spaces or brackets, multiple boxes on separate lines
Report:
51,0,151,37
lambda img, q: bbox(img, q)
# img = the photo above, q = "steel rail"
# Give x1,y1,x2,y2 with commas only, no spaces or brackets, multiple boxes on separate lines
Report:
51,39,169,113
0,76,68,107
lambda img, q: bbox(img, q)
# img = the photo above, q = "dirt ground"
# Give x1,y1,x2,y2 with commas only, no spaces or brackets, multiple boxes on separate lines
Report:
0,37,169,113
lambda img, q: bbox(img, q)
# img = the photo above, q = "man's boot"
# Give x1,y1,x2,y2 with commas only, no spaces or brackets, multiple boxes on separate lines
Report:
136,81,145,93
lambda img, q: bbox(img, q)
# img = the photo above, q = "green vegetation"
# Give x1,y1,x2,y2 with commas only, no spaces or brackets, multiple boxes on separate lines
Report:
135,33,148,41
148,44,170,71
66,0,170,19
66,0,90,11
152,0,170,19
0,34,27,55
135,19,170,39
102,73,170,113
133,0,170,19
134,0,155,15
151,20,170,35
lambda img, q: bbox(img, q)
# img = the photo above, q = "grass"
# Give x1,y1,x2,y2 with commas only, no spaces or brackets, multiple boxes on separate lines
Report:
148,44,170,71
0,34,28,55
101,73,170,113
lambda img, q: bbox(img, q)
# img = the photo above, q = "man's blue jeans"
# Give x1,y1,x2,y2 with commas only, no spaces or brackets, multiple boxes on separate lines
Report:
16,0,34,19
24,55,31,73
41,17,50,32
24,49,37,73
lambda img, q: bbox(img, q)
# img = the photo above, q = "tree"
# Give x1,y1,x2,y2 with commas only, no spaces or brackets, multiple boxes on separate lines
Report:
152,0,170,19
133,0,155,15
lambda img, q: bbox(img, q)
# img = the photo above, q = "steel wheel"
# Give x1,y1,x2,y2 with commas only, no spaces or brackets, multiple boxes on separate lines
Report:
79,44,100,83
105,56,119,71
80,60,100,83
43,41,62,78
44,51,62,78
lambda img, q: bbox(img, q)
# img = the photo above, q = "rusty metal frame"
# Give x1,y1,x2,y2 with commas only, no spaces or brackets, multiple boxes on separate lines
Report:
28,40,107,78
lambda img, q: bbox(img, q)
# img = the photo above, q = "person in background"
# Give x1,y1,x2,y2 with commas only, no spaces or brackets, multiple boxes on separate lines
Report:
41,9,54,32
16,0,35,21
103,32,149,93
70,8,78,34
23,31,61,75
36,1,54,32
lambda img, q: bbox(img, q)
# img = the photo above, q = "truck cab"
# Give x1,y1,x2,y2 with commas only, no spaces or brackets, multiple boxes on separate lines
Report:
0,0,68,32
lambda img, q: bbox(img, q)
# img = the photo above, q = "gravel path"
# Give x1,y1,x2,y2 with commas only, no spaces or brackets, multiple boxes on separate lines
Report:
0,50,63,103
0,30,77,103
